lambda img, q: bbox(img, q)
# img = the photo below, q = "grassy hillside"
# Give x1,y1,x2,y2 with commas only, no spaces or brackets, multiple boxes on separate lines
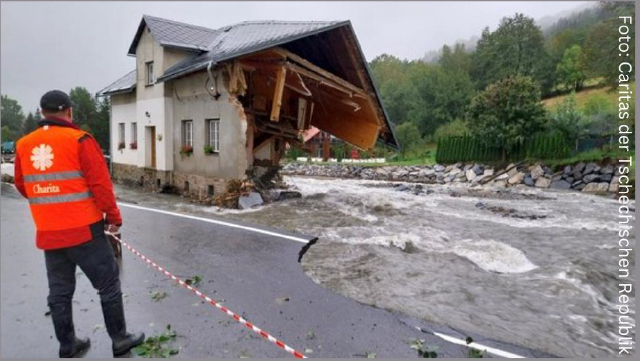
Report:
542,81,635,111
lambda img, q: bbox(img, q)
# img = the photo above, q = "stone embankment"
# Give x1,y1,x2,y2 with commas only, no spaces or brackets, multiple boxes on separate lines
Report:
281,161,622,194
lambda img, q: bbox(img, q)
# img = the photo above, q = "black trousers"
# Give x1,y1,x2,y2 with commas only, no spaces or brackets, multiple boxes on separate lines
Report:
44,232,122,308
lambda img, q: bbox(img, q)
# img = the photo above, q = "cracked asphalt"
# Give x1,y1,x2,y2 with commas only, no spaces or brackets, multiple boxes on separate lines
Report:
1,183,551,358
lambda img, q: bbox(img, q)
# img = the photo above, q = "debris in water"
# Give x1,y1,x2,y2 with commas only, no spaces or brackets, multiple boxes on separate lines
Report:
276,296,290,303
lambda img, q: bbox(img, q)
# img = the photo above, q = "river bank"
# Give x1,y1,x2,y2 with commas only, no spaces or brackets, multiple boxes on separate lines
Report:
281,160,623,196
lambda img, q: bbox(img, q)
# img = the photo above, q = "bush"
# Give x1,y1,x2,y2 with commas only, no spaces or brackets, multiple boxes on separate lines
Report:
394,122,424,158
548,93,591,141
434,119,470,140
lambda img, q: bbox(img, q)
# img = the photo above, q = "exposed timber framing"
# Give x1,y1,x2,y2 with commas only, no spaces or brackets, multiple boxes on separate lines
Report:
270,65,287,122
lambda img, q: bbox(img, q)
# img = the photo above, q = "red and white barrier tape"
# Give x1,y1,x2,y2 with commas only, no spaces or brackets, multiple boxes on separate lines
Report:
107,232,307,359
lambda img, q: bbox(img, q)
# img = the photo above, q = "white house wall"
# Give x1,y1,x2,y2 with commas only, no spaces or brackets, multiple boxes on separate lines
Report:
170,70,248,180
110,93,140,166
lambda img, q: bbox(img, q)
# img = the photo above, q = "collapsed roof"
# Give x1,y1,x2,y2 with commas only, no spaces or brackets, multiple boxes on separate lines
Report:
100,15,399,150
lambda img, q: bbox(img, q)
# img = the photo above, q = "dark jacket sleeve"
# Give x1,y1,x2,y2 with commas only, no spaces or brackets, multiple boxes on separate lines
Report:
13,151,27,198
78,135,122,226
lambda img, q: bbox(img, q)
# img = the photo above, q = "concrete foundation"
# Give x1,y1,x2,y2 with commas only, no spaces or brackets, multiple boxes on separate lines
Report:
112,162,228,200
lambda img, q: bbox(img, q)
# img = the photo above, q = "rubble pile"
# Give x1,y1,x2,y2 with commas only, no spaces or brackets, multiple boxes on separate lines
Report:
281,161,623,195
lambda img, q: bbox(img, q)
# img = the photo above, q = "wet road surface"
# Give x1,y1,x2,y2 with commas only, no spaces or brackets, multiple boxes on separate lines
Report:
1,183,550,358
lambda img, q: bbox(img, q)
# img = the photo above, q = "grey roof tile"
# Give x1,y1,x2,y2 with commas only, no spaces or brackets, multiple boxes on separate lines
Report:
157,20,347,82
97,69,136,96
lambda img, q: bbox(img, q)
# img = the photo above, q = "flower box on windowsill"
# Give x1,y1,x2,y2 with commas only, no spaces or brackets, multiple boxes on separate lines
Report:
129,142,137,150
203,146,219,155
117,142,125,151
180,145,193,157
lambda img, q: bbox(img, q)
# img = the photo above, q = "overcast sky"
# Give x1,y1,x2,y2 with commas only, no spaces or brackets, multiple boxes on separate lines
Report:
2,1,591,112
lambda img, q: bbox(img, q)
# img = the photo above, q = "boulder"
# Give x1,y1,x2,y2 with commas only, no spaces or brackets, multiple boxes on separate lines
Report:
609,183,619,193
472,164,484,175
572,171,583,180
508,172,525,185
574,162,586,173
584,162,598,175
571,180,583,188
471,174,487,185
238,192,263,209
507,165,520,178
394,184,410,192
276,190,302,201
483,168,494,177
530,165,544,180
574,183,586,191
434,165,445,172
565,176,574,184
582,174,600,184
563,165,573,175
550,180,571,190
582,182,609,194
524,175,535,186
535,177,551,188
463,164,473,171
610,176,620,185
495,173,509,181
552,174,563,182
600,165,614,174
600,173,613,183
466,170,477,182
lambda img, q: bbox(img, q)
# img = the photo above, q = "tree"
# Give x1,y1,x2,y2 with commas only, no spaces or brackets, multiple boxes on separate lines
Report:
556,45,587,91
94,97,111,151
467,76,547,158
548,93,590,141
69,87,110,151
23,111,39,135
406,63,475,137
471,13,554,94
69,87,97,129
394,122,423,158
1,95,25,142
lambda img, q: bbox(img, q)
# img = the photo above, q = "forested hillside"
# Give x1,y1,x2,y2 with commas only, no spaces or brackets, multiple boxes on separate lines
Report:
369,2,635,161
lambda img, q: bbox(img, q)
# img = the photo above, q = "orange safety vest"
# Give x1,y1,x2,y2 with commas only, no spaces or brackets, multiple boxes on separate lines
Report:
16,125,103,235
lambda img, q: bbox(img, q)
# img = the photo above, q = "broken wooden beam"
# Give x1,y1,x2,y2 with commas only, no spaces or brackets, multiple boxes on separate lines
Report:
270,65,287,122
272,47,366,97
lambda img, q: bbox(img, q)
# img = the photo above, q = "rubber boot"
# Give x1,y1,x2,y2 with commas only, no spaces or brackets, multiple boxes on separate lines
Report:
101,297,145,356
50,302,91,358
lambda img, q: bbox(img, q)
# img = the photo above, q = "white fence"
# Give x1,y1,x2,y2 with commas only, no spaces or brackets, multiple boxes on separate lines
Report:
295,157,386,164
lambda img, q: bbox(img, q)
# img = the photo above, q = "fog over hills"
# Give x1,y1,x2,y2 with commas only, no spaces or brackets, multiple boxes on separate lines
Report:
421,1,598,63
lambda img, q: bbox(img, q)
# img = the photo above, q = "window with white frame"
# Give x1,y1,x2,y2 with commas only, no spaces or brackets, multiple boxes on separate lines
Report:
118,123,125,149
146,61,154,85
206,119,220,153
182,120,193,147
130,122,137,149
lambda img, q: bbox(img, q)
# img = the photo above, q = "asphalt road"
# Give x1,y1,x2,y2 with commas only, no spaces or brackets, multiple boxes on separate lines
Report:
1,183,551,358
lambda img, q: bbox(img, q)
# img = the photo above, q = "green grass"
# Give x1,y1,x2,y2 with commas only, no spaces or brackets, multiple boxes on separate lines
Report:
542,81,635,111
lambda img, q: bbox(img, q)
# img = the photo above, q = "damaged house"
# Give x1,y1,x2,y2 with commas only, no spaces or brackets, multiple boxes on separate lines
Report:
98,15,398,198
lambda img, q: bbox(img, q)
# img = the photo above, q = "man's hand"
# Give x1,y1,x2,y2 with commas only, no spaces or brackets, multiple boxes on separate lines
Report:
106,224,120,234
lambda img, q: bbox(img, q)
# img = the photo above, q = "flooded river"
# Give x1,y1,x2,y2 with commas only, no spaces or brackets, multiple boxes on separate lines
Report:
115,176,635,357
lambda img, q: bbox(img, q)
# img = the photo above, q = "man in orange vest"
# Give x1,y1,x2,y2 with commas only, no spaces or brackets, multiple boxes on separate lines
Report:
14,90,145,357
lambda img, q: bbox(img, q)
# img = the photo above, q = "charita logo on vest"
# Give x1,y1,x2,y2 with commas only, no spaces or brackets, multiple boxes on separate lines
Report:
33,183,61,194
31,143,54,171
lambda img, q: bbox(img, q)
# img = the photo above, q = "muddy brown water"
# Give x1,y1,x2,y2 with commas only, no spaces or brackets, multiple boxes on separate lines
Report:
114,176,635,357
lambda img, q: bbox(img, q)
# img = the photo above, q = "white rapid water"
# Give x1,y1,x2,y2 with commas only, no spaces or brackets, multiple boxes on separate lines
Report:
112,176,634,357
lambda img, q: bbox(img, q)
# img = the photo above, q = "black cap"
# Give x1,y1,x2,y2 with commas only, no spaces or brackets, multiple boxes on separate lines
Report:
40,90,72,112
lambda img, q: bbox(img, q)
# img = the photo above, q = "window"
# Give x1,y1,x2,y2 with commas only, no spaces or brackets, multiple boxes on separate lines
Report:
118,123,125,149
146,61,154,85
130,122,137,149
205,119,220,153
182,120,193,147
